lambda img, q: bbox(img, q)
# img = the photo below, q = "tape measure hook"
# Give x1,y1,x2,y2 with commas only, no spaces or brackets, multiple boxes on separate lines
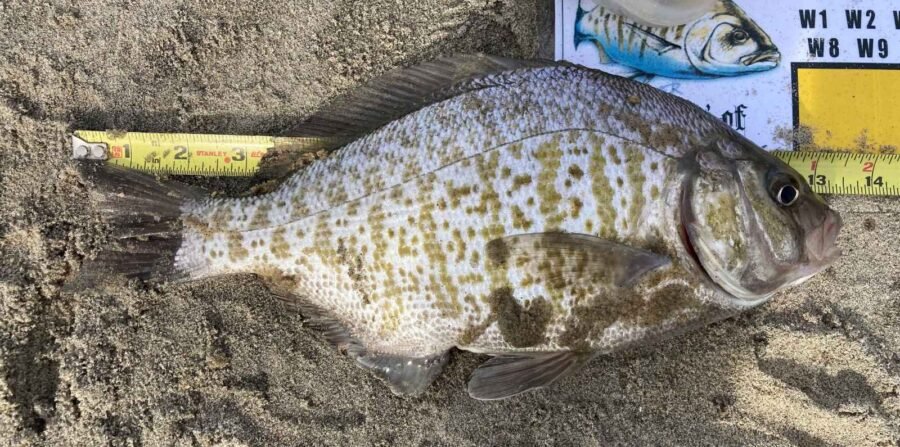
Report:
71,134,108,160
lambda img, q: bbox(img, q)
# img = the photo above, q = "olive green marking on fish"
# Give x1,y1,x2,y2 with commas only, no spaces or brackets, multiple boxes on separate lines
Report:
210,207,232,228
570,197,584,218
620,111,653,143
511,174,532,190
458,317,492,346
626,148,646,226
589,135,616,238
448,183,475,207
511,205,533,230
607,144,622,165
650,185,661,200
559,271,701,350
486,237,510,268
535,136,565,228
568,164,584,180
558,288,624,351
250,202,272,228
335,237,371,305
227,232,249,262
330,184,349,205
184,215,214,241
638,283,698,326
270,227,291,259
255,265,299,296
746,185,790,251
417,181,462,319
311,215,338,270
706,194,739,242
488,287,552,348
474,150,504,241
451,228,468,262
648,124,684,150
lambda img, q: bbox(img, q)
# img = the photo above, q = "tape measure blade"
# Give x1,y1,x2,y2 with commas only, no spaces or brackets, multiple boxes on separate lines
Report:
72,131,900,194
774,150,898,197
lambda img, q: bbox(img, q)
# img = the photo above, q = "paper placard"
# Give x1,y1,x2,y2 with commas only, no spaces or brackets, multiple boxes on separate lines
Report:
554,0,900,152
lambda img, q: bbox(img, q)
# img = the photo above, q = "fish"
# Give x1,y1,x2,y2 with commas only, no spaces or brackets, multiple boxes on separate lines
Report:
73,55,841,400
574,0,781,79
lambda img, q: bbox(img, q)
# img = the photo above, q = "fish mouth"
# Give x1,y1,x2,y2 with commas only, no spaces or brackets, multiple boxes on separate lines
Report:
805,209,842,266
740,49,780,67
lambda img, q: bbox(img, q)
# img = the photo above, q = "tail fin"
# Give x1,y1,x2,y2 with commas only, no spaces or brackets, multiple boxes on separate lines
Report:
68,163,205,288
574,0,592,48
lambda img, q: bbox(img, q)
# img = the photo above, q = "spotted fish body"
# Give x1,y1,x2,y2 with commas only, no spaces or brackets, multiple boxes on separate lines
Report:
82,56,841,400
574,0,781,79
181,66,717,353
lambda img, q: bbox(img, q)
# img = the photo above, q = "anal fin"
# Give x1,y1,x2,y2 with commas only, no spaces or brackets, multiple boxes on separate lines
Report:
467,351,595,400
351,348,450,396
272,290,448,396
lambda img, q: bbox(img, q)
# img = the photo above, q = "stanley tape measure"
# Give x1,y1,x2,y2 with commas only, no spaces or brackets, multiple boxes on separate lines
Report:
71,130,329,177
71,130,900,196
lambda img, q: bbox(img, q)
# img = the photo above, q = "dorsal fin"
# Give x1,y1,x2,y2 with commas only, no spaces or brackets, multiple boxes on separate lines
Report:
283,54,565,141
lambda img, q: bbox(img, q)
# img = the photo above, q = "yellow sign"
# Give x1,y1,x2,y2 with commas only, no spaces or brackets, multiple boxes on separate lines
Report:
794,64,900,154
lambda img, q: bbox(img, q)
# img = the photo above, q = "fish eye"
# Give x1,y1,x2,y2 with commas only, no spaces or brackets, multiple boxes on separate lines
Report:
775,184,799,206
767,171,801,206
730,29,749,44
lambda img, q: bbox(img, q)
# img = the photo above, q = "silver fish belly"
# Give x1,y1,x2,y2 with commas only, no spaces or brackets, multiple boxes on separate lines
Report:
80,56,839,400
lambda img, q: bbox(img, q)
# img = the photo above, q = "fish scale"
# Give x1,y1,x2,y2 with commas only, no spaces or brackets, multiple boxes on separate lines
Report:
77,55,841,399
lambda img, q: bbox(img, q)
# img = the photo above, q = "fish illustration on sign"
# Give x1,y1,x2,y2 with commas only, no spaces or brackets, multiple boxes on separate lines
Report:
73,55,839,400
574,0,781,79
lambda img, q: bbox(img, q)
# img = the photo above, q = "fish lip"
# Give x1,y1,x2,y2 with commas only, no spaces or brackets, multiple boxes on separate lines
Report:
806,209,843,266
740,49,780,66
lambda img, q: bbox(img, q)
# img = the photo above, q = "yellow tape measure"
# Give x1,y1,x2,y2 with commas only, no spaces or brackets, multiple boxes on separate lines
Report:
774,151,899,196
71,130,328,177
71,130,899,196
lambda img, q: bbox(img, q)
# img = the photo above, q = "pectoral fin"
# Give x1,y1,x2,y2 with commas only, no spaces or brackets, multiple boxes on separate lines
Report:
486,232,670,291
467,351,595,400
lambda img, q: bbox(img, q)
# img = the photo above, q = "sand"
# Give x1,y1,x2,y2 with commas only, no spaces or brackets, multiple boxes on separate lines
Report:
0,1,898,445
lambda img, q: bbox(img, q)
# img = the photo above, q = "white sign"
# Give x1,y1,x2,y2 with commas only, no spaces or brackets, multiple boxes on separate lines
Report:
555,0,900,151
